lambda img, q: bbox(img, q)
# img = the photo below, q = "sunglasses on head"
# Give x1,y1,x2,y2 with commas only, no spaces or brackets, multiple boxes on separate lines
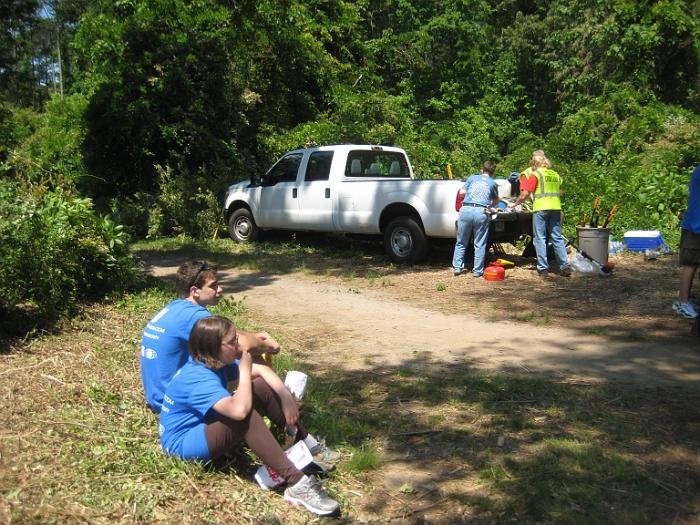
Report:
192,261,210,287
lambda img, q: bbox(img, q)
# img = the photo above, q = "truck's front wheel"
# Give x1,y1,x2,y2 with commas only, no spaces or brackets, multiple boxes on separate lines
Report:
384,217,429,264
228,208,260,242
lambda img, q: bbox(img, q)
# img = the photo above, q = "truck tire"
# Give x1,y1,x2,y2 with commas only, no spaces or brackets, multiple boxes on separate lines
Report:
384,217,429,264
228,208,260,242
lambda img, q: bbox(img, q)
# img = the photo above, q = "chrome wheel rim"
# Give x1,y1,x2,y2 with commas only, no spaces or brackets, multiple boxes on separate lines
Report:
390,227,412,257
234,217,251,239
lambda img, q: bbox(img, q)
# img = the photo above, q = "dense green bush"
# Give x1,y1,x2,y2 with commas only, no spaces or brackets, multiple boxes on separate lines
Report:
141,160,226,240
7,94,89,188
0,100,42,165
508,89,700,244
0,177,135,330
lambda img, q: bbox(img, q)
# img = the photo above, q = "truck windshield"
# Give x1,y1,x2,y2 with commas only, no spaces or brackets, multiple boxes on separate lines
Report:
345,151,410,178
262,153,303,185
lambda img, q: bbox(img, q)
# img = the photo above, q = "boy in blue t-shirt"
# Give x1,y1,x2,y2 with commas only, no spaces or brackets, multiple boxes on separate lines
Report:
139,260,280,413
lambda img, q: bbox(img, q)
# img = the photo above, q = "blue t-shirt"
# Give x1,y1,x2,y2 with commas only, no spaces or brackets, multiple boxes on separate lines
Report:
140,299,211,413
462,174,498,207
159,358,239,460
682,164,700,234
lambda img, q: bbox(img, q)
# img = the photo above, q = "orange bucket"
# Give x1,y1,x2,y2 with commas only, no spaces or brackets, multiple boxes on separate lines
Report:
484,265,505,281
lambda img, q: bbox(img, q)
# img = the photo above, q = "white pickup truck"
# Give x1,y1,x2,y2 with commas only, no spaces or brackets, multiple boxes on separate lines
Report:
223,144,465,263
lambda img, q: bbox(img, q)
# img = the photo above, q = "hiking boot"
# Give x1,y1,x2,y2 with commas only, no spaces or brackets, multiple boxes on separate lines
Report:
453,268,465,276
672,300,699,319
309,439,341,472
284,475,339,516
559,267,572,277
537,270,549,279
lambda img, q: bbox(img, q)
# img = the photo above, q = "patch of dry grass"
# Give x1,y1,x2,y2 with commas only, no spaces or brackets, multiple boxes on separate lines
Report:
2,242,700,524
0,295,327,524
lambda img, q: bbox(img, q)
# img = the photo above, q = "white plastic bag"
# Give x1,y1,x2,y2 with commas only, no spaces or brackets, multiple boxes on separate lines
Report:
284,370,308,400
570,251,595,273
254,441,314,490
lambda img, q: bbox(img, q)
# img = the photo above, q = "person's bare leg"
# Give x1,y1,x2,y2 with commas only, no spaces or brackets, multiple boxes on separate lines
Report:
679,265,697,302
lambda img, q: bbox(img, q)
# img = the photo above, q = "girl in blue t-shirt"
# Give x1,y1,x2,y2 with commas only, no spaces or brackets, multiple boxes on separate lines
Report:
159,316,340,515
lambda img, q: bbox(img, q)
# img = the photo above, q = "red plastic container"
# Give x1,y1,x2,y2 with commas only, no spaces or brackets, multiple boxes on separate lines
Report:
484,265,505,281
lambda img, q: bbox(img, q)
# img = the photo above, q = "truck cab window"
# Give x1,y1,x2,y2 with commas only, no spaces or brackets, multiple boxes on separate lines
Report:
304,151,333,182
345,151,409,178
263,153,302,185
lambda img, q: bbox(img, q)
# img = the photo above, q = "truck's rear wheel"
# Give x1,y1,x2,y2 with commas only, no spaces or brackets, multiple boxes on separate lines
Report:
228,208,260,242
384,217,429,264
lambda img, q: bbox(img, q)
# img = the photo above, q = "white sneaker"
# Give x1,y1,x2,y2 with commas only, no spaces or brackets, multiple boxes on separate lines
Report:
284,475,339,515
672,300,699,319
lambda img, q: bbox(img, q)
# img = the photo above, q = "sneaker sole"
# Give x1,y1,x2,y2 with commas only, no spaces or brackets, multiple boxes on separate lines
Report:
284,493,339,515
672,304,699,319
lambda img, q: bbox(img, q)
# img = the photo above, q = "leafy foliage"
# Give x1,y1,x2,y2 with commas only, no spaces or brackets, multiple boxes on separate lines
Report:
1,0,698,260
146,161,225,240
0,0,42,107
6,93,89,188
0,176,135,331
534,86,700,243
74,0,244,198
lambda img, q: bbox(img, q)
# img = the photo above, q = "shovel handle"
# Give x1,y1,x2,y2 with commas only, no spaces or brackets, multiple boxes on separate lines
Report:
602,203,619,228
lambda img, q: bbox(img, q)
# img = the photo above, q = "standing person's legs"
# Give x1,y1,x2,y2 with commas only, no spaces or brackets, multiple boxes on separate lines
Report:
472,209,491,277
678,229,700,303
204,409,304,486
532,211,549,273
679,266,697,302
452,209,469,273
548,210,570,271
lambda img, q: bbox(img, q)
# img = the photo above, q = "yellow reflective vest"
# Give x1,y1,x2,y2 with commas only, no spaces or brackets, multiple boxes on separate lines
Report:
532,168,562,212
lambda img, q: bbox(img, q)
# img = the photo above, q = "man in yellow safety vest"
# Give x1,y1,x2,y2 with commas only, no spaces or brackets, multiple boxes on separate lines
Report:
508,150,571,277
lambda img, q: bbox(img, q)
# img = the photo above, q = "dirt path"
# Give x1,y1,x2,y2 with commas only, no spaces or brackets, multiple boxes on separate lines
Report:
149,263,700,389
142,252,700,522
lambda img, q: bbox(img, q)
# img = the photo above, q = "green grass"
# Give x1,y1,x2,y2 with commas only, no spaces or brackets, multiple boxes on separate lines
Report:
2,240,699,523
3,289,699,523
342,445,381,473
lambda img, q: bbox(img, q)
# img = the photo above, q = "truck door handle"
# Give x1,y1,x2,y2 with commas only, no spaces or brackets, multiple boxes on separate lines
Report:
293,188,297,198
325,188,330,198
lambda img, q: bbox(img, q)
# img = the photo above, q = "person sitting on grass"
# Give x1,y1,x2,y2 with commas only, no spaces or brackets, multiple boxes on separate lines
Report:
159,316,340,516
139,260,340,471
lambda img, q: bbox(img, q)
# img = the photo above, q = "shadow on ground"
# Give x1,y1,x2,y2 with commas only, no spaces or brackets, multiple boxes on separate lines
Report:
305,356,700,523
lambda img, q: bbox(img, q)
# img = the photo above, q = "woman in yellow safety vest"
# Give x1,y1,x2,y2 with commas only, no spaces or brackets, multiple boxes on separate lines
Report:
508,150,571,277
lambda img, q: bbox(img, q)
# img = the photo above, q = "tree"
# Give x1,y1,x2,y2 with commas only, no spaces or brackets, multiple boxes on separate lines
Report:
74,0,244,197
0,0,41,107
541,0,699,115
